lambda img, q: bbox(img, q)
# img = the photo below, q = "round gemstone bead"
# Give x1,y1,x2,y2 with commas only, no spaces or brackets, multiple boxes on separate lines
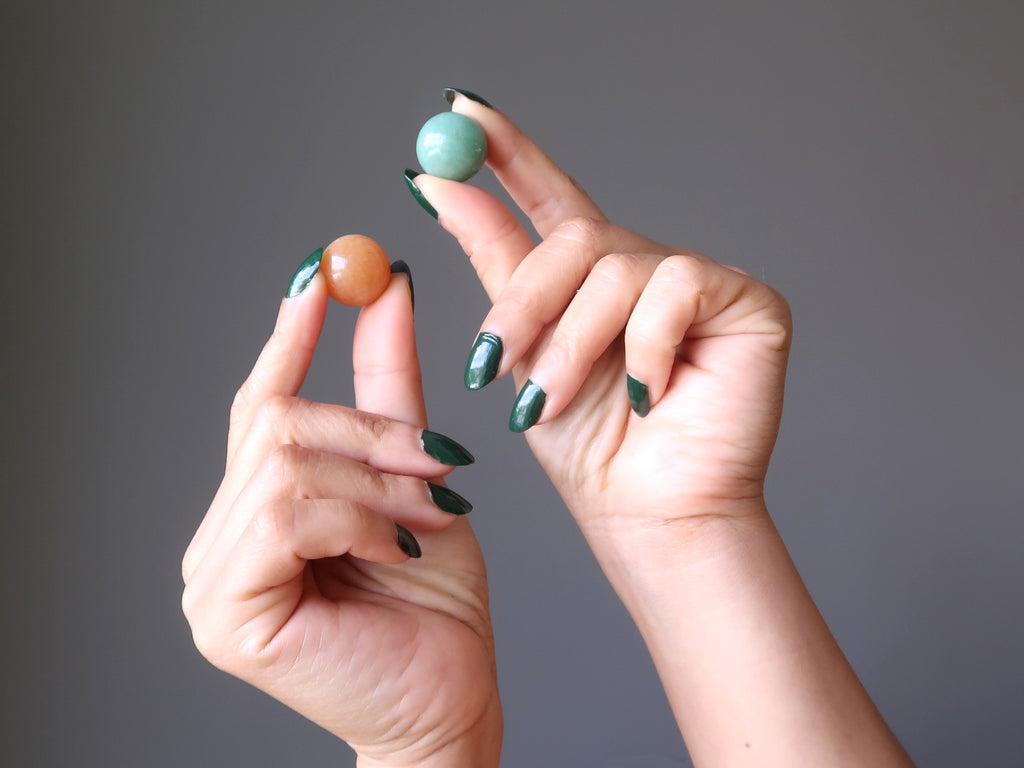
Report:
319,234,392,306
416,112,487,182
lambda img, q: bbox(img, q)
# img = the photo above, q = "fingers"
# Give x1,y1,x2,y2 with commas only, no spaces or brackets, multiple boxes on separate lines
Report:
467,218,656,387
450,93,606,238
182,400,472,581
353,266,428,426
195,442,468,585
226,262,328,465
514,252,662,424
486,249,790,430
182,496,415,667
407,173,534,302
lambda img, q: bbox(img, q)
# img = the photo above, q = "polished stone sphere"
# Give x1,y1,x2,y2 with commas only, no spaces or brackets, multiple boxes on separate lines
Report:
320,234,391,306
415,112,487,181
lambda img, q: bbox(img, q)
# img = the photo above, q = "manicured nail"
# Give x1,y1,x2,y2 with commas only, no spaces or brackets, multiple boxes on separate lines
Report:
390,259,415,310
465,332,503,390
403,169,438,220
442,87,493,109
421,429,475,466
395,524,422,558
626,374,651,417
427,483,473,515
509,379,546,433
285,247,323,298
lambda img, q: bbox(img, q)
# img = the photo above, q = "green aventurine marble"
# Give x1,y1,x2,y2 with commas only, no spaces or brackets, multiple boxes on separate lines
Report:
416,112,487,181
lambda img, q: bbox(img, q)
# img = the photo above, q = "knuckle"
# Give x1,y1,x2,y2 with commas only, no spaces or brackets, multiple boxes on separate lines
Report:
543,333,583,369
591,252,644,283
462,210,521,260
551,215,606,245
500,284,543,317
252,394,302,436
360,465,390,500
181,589,223,664
624,322,667,352
180,582,199,623
262,444,299,487
660,253,708,286
229,384,252,425
261,443,306,495
758,286,794,350
181,548,197,583
250,499,296,551
356,410,390,442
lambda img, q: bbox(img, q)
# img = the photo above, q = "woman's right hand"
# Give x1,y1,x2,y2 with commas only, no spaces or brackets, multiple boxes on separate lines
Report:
181,265,501,768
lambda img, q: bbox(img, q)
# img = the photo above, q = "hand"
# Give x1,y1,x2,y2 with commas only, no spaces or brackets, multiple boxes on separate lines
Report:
410,96,792,564
408,93,912,768
181,267,501,767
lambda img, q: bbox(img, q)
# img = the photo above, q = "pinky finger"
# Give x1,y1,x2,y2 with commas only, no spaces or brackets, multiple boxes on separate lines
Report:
622,255,715,415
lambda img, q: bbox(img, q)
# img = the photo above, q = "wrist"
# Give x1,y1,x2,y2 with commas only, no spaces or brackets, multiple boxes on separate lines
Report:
354,692,503,768
585,496,773,593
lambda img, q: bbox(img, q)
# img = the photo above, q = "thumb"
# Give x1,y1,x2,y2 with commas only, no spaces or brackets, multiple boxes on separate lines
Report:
352,262,427,428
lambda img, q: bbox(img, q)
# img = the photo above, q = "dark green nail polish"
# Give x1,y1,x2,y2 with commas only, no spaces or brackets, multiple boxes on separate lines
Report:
427,483,473,515
395,524,422,558
465,332,503,390
421,429,474,466
390,260,415,310
285,248,323,298
404,169,438,220
626,374,651,417
442,87,493,108
509,379,546,433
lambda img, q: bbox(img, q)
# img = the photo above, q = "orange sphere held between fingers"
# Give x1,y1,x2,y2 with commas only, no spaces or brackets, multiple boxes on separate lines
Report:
320,234,392,306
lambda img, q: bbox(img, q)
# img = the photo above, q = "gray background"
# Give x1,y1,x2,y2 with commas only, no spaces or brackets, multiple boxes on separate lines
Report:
3,1,1022,765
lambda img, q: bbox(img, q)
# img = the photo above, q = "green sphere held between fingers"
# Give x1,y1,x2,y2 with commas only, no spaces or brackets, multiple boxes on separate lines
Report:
416,112,487,182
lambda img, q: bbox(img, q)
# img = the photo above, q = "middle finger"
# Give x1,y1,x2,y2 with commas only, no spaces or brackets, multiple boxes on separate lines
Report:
465,219,662,389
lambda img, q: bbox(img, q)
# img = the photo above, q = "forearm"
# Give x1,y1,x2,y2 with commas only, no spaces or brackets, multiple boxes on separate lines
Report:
591,504,913,767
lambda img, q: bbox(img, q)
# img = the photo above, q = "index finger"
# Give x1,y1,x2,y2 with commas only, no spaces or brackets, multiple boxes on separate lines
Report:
226,251,328,466
449,90,606,238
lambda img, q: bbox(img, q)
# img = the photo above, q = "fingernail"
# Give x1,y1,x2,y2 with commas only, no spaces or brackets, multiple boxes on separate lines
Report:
442,87,493,109
421,429,475,466
395,524,422,558
509,379,546,433
285,247,323,298
626,374,651,417
427,483,473,515
465,332,503,390
390,259,415,310
403,169,438,220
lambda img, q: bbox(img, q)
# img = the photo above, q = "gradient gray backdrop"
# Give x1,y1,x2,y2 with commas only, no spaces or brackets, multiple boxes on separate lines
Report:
4,1,1022,765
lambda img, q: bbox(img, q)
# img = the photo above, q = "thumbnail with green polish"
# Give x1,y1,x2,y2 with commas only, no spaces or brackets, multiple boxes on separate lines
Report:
509,380,546,433
442,87,493,108
421,429,475,466
403,169,438,220
286,247,323,298
626,374,651,417
395,524,422,558
465,332,503,390
427,483,473,515
390,259,415,310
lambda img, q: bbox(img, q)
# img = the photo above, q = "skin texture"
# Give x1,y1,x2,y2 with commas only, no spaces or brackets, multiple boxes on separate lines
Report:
183,93,915,767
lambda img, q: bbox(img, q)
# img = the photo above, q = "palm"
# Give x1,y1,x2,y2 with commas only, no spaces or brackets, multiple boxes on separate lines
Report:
259,519,496,761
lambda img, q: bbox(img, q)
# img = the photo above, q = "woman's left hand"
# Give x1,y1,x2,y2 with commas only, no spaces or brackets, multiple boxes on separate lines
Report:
409,95,792,566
